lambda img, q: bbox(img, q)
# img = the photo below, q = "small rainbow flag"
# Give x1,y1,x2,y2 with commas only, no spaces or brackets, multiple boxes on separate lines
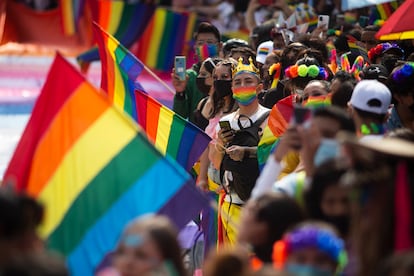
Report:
369,1,399,24
60,0,86,36
303,95,331,109
77,1,155,67
135,7,197,71
257,95,293,169
135,90,211,172
2,54,208,275
94,22,145,121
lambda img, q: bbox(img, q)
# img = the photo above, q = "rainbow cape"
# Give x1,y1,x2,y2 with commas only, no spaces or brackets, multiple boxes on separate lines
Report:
95,24,210,171
77,1,155,69
135,90,211,172
257,96,293,170
134,7,197,71
3,54,208,275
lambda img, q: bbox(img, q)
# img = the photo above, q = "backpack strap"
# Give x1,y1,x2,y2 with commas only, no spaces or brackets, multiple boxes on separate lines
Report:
252,110,270,128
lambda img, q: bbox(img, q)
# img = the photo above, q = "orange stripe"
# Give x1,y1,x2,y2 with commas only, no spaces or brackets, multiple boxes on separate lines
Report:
145,96,160,144
26,82,109,197
139,16,155,63
99,1,111,30
103,35,116,102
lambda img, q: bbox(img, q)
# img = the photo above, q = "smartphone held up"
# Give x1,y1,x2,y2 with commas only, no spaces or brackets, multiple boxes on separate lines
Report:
174,56,186,81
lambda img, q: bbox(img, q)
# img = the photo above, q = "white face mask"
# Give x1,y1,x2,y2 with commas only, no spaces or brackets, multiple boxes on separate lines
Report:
314,138,340,167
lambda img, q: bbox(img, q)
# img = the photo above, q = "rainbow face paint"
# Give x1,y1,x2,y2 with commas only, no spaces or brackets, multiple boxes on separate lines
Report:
195,44,218,62
232,86,257,106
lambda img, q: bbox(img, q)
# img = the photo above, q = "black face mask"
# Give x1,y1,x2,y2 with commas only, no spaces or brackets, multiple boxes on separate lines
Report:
322,214,350,237
196,77,211,95
213,79,232,98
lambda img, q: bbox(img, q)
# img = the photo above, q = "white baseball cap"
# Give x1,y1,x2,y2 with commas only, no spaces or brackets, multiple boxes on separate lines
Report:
350,80,391,114
256,41,274,64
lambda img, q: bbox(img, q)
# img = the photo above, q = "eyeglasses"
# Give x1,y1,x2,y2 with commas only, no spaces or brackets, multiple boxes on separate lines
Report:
195,40,218,46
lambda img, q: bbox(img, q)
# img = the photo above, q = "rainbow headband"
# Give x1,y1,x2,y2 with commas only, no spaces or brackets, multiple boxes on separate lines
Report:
284,64,328,80
272,226,347,271
392,62,414,84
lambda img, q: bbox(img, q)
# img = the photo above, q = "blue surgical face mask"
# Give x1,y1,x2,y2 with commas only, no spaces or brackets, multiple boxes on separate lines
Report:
285,264,332,276
314,138,340,167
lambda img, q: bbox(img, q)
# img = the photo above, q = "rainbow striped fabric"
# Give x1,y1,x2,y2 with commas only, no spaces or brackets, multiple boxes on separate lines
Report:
94,23,145,121
3,54,208,275
60,0,85,35
135,90,211,171
135,7,197,71
257,96,293,169
369,1,399,24
77,1,155,67
95,24,211,171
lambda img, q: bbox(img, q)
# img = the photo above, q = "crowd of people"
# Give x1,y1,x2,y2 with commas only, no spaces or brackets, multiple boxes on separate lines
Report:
2,0,414,275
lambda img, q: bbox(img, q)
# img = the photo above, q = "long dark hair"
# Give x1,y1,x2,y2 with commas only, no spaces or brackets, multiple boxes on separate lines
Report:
211,59,238,117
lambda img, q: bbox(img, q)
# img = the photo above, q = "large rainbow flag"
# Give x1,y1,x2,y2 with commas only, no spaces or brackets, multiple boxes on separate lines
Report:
77,1,155,69
134,7,197,71
135,90,211,171
94,24,211,171
2,54,208,275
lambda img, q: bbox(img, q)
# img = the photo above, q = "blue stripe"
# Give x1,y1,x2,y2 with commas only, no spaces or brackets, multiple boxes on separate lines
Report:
67,158,190,275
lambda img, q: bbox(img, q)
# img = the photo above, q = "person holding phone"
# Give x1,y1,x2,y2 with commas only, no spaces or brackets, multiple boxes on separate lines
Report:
211,56,270,248
172,22,222,123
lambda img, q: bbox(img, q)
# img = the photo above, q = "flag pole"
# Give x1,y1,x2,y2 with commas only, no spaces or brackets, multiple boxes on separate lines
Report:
143,65,176,95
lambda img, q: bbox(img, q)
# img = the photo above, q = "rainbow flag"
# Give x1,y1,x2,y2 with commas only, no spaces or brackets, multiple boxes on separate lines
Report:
303,95,331,109
61,0,85,35
3,54,208,275
369,1,399,24
77,1,155,66
135,90,211,171
95,24,211,171
257,96,293,169
135,7,197,71
94,23,145,121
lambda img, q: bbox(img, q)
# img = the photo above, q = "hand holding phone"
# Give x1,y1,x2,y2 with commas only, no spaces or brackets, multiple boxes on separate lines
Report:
174,56,186,81
219,120,232,131
317,15,330,29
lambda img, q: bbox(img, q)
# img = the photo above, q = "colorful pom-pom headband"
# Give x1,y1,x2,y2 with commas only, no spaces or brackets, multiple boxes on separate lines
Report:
285,64,328,80
392,62,414,84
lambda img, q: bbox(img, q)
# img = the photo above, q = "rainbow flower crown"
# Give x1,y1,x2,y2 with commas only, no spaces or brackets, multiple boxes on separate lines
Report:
392,62,414,84
232,57,260,77
368,43,403,61
272,226,348,272
284,64,328,80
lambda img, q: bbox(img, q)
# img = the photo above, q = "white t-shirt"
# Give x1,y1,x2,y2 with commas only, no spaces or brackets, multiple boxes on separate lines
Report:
217,105,270,204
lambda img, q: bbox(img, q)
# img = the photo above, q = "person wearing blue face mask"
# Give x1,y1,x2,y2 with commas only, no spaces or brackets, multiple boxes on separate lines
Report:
252,106,355,206
172,22,222,124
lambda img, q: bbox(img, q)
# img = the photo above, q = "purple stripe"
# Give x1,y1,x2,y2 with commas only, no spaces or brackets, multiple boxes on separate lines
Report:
186,131,210,172
158,180,209,229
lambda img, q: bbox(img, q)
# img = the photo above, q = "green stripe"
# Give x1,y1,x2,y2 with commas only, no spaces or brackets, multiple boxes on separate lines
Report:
113,6,133,39
166,115,186,159
156,10,174,69
47,134,160,255
114,46,133,116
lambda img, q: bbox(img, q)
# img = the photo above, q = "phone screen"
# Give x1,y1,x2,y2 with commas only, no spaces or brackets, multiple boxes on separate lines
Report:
293,105,311,125
219,121,231,131
175,56,186,81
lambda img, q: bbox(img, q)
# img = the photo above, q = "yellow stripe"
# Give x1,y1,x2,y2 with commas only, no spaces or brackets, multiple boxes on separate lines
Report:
147,8,166,68
107,1,124,35
62,0,75,35
37,108,136,238
107,37,126,109
154,106,173,155
377,4,387,20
